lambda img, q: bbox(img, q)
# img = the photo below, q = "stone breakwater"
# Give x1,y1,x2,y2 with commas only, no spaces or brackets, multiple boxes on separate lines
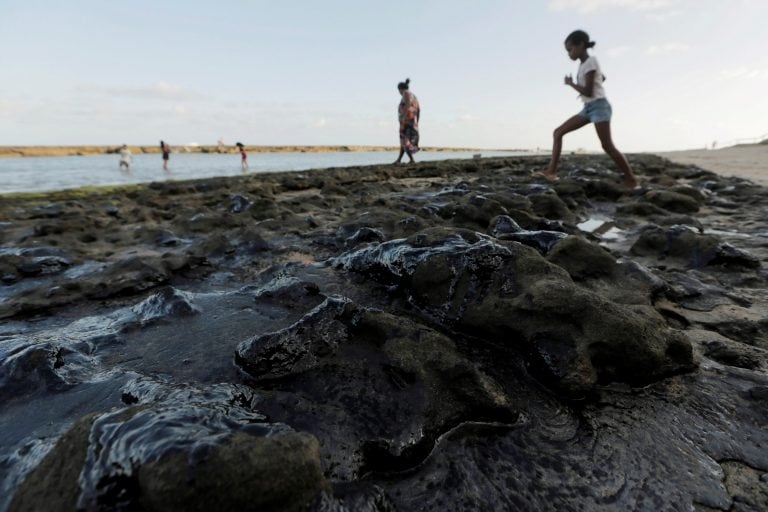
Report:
1,154,767,511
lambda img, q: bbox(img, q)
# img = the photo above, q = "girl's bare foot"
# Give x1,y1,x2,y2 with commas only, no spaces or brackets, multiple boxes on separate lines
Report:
531,171,559,182
624,174,639,189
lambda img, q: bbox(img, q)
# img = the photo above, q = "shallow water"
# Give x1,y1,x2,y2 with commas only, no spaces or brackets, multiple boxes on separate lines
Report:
0,150,524,194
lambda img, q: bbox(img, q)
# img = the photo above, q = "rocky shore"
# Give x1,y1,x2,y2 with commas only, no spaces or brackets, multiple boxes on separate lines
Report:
1,154,766,511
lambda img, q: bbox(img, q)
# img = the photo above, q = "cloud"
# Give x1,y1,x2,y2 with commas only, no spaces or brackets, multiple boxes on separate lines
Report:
549,0,678,13
645,42,689,55
313,118,328,128
458,114,478,122
606,46,631,57
644,9,683,21
718,67,768,80
77,81,203,100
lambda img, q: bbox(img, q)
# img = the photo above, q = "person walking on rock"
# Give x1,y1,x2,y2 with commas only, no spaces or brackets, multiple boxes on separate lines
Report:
538,30,638,188
394,78,420,165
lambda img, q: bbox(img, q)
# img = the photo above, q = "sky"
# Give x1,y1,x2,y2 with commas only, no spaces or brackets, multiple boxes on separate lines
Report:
1,0,767,151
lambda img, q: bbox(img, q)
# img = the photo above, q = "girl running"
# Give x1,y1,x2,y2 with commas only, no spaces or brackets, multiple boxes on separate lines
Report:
539,30,638,188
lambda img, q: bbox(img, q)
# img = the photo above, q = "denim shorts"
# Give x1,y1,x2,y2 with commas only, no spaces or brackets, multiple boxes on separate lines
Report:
577,98,612,124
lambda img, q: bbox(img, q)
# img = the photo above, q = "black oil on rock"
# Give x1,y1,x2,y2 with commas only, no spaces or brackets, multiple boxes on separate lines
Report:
1,154,767,511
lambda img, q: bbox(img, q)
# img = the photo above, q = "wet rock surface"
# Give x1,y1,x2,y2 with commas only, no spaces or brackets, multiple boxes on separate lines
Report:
332,229,694,394
237,296,515,480
1,154,767,511
10,380,328,512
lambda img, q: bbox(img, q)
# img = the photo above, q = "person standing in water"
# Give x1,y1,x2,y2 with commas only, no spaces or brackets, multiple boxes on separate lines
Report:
236,142,248,171
118,144,132,171
538,30,638,188
160,140,171,171
394,78,420,164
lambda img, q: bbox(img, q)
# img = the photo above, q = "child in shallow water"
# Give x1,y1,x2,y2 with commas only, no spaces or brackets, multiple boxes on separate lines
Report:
160,140,171,171
118,144,131,171
236,142,248,171
538,30,638,189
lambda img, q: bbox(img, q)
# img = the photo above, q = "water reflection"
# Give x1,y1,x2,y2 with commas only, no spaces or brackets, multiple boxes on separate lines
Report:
0,151,528,195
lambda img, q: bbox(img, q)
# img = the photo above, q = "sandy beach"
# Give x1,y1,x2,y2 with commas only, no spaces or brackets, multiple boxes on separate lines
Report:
659,143,768,186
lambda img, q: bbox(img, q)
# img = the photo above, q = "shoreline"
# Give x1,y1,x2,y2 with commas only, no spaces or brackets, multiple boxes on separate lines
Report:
0,149,759,199
0,155,544,200
0,145,521,159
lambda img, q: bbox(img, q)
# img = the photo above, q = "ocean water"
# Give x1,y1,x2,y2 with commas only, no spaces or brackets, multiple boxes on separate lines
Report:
0,150,528,195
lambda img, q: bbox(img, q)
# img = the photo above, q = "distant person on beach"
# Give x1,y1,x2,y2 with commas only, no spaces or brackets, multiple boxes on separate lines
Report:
394,78,420,164
537,30,638,188
160,140,171,171
236,142,248,171
118,144,132,171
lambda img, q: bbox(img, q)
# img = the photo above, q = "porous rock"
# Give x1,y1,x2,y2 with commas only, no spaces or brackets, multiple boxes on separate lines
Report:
335,228,696,394
137,432,326,512
0,343,69,403
236,296,514,478
10,384,328,512
643,190,702,214
631,225,760,269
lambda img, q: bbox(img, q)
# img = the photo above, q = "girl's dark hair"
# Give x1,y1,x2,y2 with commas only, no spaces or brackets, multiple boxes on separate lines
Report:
397,78,410,90
565,30,595,48
160,140,164,148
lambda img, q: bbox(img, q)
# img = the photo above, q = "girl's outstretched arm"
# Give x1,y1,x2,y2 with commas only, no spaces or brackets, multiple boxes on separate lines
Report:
565,70,596,98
